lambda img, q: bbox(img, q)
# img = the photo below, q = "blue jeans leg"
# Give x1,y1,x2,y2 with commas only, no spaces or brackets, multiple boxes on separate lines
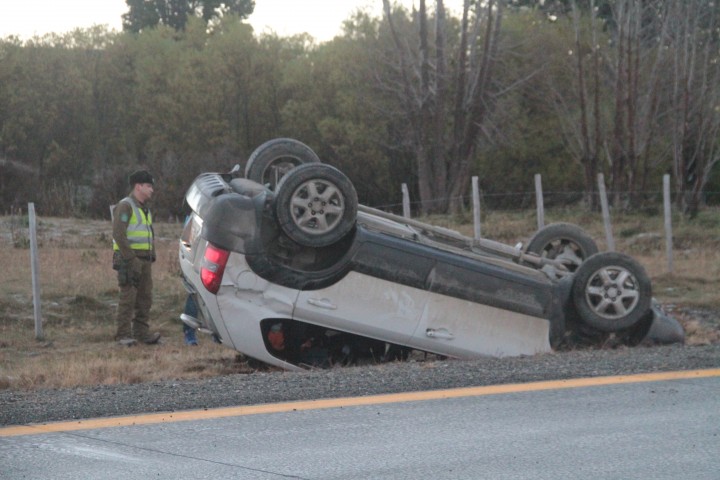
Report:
183,296,198,345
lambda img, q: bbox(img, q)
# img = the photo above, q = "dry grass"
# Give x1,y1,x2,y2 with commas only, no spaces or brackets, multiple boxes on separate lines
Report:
0,217,250,391
0,207,718,391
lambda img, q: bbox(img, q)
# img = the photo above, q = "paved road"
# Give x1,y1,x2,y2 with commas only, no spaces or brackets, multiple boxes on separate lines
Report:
1,372,718,479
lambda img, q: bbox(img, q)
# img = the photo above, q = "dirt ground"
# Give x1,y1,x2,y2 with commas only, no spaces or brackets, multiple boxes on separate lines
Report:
0,211,718,391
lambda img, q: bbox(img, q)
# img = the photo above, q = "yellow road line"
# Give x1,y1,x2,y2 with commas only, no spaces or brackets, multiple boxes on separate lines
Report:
2,369,718,437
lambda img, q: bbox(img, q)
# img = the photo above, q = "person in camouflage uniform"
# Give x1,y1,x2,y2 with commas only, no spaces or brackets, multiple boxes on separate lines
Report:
112,170,161,345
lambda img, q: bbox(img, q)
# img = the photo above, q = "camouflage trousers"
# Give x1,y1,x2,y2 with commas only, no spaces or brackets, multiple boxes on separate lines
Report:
115,258,153,340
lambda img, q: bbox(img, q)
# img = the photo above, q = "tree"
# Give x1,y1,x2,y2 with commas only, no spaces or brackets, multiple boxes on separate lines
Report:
0,35,105,215
603,0,671,208
204,17,259,151
558,0,720,213
122,0,255,33
540,0,673,209
539,0,617,209
666,0,720,215
380,0,506,215
293,22,399,207
472,12,583,207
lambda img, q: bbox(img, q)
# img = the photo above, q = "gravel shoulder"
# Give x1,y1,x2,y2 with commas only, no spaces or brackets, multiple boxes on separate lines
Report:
2,344,719,426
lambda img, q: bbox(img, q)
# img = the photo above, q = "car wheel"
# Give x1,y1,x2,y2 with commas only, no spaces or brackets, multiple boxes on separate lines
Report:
245,138,321,191
525,223,599,274
572,252,651,333
275,163,358,247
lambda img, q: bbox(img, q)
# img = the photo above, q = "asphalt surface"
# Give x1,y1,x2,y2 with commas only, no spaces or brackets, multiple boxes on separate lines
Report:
2,374,719,479
2,344,719,426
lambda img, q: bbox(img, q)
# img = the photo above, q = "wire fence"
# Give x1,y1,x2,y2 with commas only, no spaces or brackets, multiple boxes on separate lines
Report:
375,174,720,274
371,189,720,215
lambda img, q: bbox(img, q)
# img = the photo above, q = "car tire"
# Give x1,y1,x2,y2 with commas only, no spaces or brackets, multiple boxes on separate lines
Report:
275,163,358,248
572,252,652,333
245,138,321,191
525,223,599,274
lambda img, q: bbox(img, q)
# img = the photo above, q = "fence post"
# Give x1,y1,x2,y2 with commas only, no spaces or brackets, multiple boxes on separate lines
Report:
597,174,615,251
401,183,411,218
534,174,544,230
472,176,481,240
663,174,674,273
28,203,44,341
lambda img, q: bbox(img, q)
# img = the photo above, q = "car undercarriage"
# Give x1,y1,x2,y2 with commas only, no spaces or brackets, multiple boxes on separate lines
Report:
179,138,685,370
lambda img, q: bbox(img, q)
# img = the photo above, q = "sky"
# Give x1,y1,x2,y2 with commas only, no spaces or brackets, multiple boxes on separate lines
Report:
0,1,466,43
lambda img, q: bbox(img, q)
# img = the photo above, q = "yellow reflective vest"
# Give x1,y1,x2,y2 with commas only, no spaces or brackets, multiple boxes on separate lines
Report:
112,196,153,252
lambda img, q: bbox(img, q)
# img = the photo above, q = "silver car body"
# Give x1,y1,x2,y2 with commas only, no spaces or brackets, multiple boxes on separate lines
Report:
178,171,682,370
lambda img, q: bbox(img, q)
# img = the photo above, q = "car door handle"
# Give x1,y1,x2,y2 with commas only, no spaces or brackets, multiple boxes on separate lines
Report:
426,328,454,340
307,298,337,310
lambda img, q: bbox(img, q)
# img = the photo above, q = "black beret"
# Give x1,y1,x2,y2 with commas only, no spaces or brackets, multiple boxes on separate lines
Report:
129,170,154,186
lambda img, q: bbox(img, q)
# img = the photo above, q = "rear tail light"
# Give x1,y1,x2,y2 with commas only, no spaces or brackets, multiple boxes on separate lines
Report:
201,243,230,294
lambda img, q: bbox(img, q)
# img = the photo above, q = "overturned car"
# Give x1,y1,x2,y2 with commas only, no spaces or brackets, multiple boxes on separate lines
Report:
179,138,684,370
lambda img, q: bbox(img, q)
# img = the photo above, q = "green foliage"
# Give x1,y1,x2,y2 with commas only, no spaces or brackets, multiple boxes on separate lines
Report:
1,3,719,219
122,0,255,33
